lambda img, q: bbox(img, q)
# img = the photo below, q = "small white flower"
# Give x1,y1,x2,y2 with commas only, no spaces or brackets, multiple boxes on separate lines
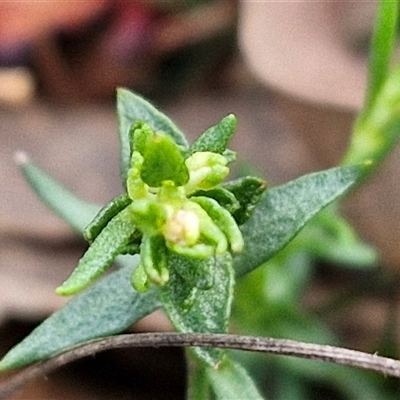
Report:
163,209,200,247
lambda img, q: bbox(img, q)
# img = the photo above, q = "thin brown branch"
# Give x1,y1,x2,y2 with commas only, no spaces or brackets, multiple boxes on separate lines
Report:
1,332,400,399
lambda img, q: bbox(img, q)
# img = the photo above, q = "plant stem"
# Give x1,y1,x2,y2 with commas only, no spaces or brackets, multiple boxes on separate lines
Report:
362,0,398,118
186,353,211,400
1,332,400,399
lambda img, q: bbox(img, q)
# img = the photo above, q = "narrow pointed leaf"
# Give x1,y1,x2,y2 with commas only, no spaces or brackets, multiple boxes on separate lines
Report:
84,193,131,242
187,114,237,156
222,149,236,163
191,196,244,253
222,176,267,225
207,357,264,400
117,88,188,184
17,155,100,234
190,187,240,215
161,253,234,366
298,206,378,268
0,260,161,370
56,206,136,296
234,164,370,276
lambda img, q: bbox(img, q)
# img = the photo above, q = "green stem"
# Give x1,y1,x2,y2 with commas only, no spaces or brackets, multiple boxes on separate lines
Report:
186,353,211,400
342,64,400,175
361,0,398,119
341,0,399,179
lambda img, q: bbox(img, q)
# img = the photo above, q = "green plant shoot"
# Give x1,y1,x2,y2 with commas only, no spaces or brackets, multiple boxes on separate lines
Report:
56,118,262,297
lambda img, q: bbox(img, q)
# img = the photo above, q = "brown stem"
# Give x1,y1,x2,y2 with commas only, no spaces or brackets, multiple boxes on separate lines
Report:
1,332,400,399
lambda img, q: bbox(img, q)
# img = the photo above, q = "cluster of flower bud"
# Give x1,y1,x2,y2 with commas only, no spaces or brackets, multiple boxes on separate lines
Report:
126,124,243,292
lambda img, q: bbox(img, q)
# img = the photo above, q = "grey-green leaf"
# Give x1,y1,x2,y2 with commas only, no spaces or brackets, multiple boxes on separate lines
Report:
190,187,240,215
222,176,267,225
170,253,215,290
84,193,131,242
117,88,188,185
187,114,237,156
0,260,161,370
207,357,264,400
234,164,370,276
298,206,378,268
18,155,100,234
161,253,235,366
56,206,136,296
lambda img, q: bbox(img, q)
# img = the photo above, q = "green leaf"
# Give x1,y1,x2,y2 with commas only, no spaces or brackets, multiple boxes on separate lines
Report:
187,357,212,400
140,234,169,286
234,164,369,276
187,114,237,156
308,234,377,268
222,176,267,225
0,260,161,370
117,88,188,185
56,206,137,296
222,149,237,164
161,253,235,366
190,187,240,215
84,193,131,242
191,196,244,253
171,254,215,290
298,206,378,268
207,357,264,400
141,133,189,187
17,155,100,234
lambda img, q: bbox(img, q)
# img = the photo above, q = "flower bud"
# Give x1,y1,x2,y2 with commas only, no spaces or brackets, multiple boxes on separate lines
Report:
184,152,229,193
163,209,200,247
129,199,166,236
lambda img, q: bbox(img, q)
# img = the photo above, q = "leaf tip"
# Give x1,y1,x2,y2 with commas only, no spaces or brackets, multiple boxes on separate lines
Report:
14,150,29,166
223,113,237,133
116,86,127,95
55,283,75,297
0,353,16,372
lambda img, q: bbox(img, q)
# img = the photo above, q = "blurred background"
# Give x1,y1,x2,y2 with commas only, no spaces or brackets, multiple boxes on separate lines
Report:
1,0,400,398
